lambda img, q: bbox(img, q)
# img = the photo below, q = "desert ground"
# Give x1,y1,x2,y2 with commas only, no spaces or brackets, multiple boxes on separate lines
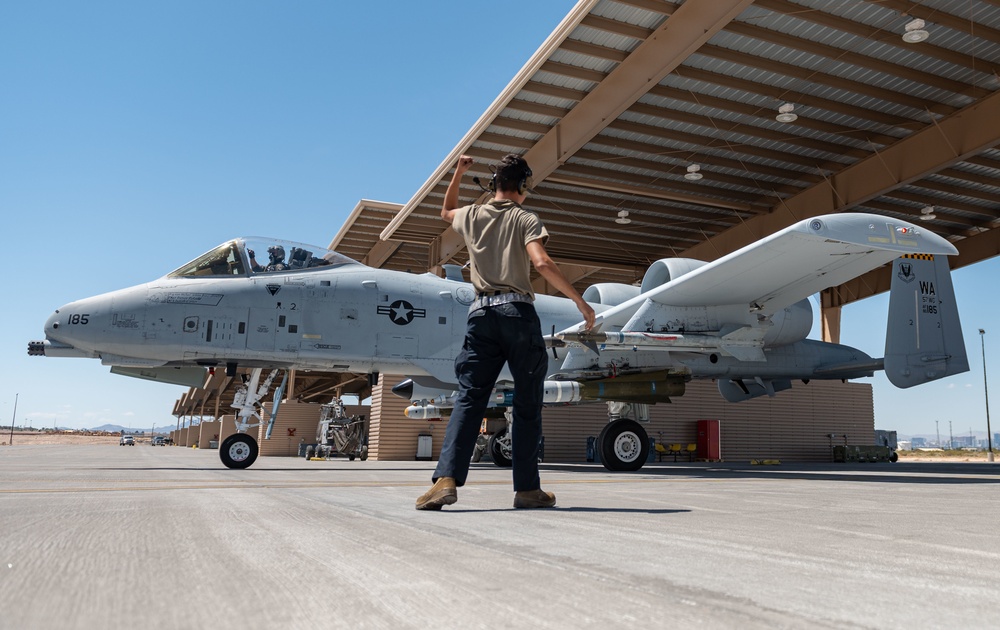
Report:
2,431,133,446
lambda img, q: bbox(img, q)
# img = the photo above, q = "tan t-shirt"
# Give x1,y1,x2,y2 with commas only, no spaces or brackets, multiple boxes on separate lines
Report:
452,199,549,299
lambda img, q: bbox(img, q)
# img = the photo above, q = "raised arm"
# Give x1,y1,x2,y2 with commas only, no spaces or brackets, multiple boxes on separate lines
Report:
441,155,475,223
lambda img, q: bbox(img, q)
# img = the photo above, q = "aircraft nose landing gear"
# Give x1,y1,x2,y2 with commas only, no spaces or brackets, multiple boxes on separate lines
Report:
220,433,259,469
218,367,285,469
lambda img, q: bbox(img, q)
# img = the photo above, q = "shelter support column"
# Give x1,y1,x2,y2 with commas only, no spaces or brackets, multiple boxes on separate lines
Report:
821,304,842,344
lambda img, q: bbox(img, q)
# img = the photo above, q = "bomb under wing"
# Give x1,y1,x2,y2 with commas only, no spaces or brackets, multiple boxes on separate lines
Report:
542,370,689,406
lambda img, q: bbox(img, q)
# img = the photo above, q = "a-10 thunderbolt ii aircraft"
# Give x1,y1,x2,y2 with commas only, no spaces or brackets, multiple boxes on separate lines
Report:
29,213,968,471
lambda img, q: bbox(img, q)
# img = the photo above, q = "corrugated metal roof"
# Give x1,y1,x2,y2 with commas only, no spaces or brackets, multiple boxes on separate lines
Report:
354,0,1000,301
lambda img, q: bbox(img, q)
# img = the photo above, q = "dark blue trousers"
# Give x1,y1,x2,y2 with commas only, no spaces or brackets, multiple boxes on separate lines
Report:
433,301,548,491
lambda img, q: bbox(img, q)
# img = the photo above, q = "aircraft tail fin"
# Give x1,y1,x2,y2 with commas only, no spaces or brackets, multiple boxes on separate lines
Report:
884,254,968,388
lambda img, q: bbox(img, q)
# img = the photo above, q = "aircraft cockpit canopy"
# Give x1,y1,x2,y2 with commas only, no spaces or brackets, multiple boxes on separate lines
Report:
167,237,361,278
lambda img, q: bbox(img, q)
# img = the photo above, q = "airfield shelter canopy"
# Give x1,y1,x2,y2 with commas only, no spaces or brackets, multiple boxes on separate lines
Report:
332,0,1000,344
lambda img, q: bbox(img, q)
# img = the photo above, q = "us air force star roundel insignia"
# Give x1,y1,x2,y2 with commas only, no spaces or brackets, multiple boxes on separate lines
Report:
455,287,475,306
377,300,426,325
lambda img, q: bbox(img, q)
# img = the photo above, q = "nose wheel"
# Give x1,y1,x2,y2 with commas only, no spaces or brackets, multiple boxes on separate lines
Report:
220,433,259,469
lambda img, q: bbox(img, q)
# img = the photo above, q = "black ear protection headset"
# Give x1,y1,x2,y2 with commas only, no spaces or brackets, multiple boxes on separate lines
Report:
518,165,532,195
489,160,533,195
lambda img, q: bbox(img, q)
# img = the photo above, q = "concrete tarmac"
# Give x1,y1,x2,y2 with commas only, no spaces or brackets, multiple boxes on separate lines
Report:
1,444,998,629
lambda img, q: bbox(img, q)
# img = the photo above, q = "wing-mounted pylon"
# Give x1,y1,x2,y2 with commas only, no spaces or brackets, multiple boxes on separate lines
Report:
556,326,767,361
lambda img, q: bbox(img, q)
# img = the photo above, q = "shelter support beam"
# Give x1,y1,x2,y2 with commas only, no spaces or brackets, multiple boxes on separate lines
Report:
544,172,758,212
365,239,403,269
524,0,755,181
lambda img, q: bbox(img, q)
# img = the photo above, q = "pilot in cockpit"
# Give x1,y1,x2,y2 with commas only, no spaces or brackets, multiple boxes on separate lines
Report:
248,245,288,272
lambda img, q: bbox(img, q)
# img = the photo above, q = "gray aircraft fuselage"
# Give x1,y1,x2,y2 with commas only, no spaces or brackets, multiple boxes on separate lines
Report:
36,236,870,389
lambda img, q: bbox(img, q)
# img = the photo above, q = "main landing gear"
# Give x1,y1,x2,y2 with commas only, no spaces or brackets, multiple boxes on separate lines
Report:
488,427,513,468
596,402,650,472
483,402,651,472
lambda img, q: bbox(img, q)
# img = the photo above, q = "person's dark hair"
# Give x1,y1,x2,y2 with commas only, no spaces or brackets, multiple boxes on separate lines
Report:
494,154,532,193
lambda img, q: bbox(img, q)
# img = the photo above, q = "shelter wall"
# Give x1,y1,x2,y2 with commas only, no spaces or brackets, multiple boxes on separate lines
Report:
219,415,237,442
369,375,444,461
257,401,323,457
197,421,221,449
367,377,873,463
541,380,873,463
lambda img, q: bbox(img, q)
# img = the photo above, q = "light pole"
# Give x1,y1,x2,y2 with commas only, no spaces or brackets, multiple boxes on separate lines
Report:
980,329,994,462
7,393,17,445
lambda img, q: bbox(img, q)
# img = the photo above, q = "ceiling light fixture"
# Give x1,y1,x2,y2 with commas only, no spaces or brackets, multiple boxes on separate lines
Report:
615,209,632,225
902,18,929,43
684,164,703,181
919,205,937,221
775,103,798,123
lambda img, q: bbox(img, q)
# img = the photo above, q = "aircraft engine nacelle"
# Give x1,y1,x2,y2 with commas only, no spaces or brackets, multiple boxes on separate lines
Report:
640,258,708,294
582,283,641,307
760,298,813,347
718,378,793,402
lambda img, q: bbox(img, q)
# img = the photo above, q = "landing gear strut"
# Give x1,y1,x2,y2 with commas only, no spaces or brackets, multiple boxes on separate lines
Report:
220,368,282,469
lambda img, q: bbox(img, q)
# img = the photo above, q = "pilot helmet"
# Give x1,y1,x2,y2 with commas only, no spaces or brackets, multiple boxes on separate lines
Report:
267,245,285,261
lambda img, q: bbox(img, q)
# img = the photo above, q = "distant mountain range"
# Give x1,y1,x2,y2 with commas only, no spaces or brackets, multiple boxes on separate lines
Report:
89,424,171,435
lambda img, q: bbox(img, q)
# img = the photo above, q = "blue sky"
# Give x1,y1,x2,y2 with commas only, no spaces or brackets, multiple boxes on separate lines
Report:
2,1,998,440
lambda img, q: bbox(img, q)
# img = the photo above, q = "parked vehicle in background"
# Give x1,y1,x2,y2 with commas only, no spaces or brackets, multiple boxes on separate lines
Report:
151,436,165,446
120,435,135,446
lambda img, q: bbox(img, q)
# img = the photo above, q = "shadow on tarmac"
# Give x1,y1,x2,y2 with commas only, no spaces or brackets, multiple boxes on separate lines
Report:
434,507,691,514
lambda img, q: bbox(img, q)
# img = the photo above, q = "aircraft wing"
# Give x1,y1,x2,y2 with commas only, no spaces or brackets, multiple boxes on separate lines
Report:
565,213,958,334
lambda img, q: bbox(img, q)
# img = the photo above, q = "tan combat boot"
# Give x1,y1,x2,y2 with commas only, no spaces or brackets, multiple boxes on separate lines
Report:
513,488,556,509
415,477,458,510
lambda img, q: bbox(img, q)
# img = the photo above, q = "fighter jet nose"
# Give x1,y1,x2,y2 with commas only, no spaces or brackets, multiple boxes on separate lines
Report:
44,302,83,340
40,304,79,348
45,309,62,335
31,304,101,359
391,379,414,400
43,308,68,341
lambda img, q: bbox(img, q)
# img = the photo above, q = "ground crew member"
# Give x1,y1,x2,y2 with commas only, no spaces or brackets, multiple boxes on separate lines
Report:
416,154,595,510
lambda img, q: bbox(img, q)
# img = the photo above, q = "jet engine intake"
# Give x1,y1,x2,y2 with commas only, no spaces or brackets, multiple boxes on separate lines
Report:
581,283,641,306
640,258,707,293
